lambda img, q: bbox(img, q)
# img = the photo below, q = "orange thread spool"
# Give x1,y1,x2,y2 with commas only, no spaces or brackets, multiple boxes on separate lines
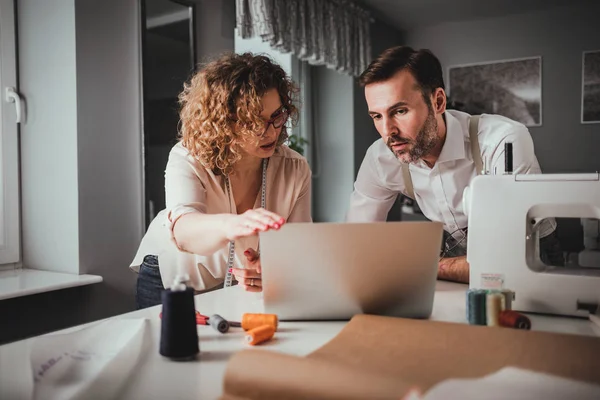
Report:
242,313,278,331
245,324,275,345
498,310,531,330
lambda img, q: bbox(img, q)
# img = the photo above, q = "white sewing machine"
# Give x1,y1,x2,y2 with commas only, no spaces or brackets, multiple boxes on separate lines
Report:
464,172,600,318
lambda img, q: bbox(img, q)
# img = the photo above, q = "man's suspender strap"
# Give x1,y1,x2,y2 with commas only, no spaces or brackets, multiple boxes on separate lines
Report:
469,115,483,176
400,115,482,200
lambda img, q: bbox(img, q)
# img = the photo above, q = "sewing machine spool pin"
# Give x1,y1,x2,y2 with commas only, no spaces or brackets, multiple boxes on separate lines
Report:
504,142,513,175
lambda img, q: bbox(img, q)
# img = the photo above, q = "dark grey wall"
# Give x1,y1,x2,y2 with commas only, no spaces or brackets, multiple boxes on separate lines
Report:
407,3,600,173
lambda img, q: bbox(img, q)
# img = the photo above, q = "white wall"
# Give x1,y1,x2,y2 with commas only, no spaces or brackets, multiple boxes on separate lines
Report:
19,0,80,273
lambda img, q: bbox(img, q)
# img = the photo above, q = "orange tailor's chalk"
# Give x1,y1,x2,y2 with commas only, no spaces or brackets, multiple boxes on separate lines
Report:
245,324,275,346
242,313,278,331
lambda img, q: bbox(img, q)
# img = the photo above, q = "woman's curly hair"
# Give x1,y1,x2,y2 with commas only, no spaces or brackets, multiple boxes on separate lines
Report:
178,52,299,175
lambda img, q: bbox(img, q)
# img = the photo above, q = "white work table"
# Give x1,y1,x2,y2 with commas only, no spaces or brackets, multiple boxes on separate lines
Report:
1,281,598,400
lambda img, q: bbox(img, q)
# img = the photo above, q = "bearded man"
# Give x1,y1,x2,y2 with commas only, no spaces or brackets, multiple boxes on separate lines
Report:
346,46,561,283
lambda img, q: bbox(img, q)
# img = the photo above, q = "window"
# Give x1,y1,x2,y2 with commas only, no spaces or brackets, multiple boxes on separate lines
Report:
0,0,21,265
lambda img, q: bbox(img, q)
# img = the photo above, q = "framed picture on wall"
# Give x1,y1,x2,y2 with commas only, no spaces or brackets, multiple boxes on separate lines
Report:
582,50,600,124
447,57,542,127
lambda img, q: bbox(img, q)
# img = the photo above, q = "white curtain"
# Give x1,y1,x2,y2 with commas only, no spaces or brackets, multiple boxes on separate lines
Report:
236,0,372,77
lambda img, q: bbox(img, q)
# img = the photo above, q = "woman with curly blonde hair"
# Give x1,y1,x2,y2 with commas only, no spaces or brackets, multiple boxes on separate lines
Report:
130,53,312,308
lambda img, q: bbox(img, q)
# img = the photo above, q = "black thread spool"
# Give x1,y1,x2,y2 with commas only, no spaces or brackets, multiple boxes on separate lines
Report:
504,142,513,174
159,286,199,360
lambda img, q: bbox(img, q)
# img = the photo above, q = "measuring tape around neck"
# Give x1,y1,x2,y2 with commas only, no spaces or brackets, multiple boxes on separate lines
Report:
223,158,268,287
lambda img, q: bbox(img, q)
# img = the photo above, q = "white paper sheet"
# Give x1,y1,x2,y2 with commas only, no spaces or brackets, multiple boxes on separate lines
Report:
30,318,149,400
422,367,600,400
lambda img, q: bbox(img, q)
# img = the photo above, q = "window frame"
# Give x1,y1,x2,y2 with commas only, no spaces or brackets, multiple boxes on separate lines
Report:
0,0,21,266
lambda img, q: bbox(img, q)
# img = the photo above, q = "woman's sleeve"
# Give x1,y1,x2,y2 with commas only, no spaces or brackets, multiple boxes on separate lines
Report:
163,145,208,250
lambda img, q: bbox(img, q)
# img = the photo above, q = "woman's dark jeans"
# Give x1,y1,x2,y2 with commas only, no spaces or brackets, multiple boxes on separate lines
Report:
136,255,164,310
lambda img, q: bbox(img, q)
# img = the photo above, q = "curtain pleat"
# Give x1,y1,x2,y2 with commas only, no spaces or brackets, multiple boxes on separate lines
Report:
236,0,372,77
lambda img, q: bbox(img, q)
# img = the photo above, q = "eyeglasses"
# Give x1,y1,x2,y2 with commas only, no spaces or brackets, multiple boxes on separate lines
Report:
231,109,289,136
260,109,288,136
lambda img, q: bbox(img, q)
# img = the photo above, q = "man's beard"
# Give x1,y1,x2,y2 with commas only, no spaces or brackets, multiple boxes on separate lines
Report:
387,110,439,164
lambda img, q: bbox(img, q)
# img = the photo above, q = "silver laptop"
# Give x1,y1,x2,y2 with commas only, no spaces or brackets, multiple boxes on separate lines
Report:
259,221,443,321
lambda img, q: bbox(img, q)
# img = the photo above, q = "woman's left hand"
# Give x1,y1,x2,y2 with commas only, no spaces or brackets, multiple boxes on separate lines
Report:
231,248,262,292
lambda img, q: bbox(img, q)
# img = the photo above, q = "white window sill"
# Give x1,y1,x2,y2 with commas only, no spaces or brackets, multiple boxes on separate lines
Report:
0,269,102,300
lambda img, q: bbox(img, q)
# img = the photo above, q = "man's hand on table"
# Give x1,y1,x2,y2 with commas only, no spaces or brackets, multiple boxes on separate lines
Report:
438,255,469,283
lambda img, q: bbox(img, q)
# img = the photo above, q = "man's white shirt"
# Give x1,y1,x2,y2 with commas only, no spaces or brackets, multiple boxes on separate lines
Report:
347,109,554,236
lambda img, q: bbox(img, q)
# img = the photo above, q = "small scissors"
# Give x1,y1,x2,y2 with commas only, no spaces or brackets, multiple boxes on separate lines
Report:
196,312,242,327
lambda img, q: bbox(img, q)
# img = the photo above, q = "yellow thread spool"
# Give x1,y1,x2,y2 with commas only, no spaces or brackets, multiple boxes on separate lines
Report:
486,293,503,326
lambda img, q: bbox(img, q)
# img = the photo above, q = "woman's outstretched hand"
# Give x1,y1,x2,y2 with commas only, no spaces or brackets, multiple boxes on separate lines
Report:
223,208,285,241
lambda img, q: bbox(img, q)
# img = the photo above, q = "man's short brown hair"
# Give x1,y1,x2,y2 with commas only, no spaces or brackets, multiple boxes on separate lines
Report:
359,46,445,105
